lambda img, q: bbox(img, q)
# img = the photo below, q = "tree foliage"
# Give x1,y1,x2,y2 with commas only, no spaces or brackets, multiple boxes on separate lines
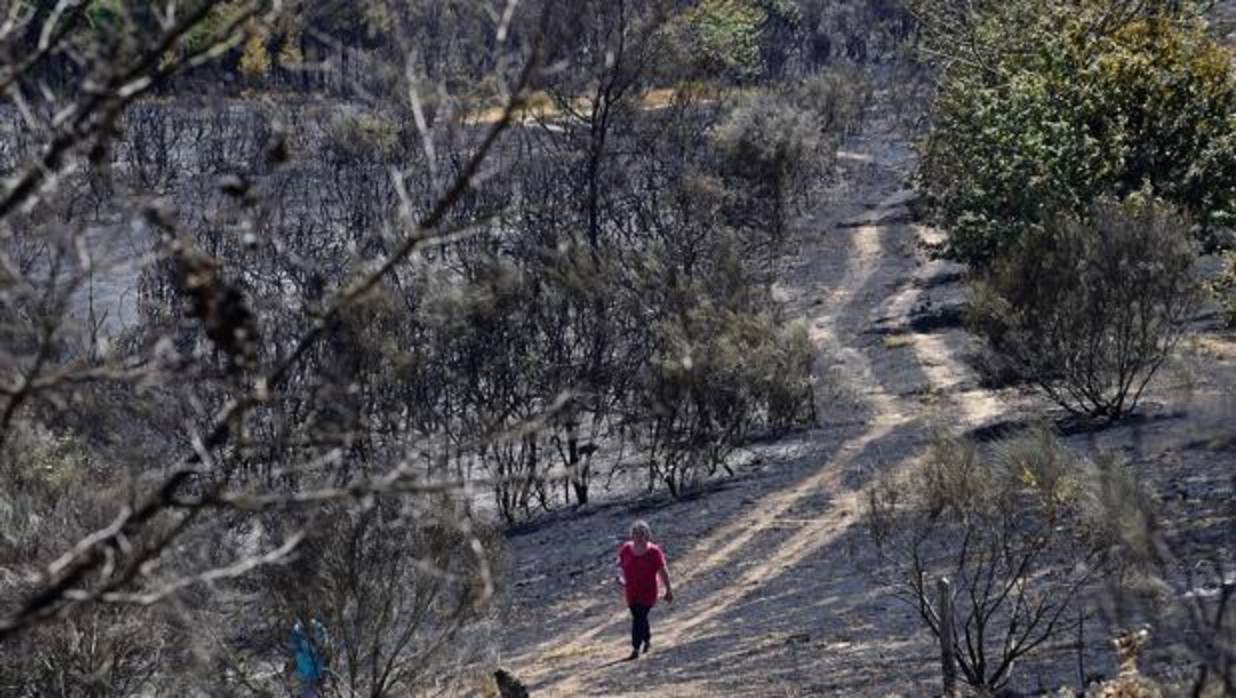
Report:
663,0,801,81
914,0,1236,265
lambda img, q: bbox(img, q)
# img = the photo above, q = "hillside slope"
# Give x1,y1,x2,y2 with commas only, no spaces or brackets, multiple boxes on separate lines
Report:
496,125,1028,696
494,87,1236,694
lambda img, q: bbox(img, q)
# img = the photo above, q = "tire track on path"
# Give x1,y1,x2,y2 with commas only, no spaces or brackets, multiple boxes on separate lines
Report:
510,156,1007,696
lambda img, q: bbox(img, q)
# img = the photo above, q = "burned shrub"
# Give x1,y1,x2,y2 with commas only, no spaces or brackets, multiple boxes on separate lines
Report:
635,300,815,498
970,195,1201,420
865,427,1124,691
263,503,504,697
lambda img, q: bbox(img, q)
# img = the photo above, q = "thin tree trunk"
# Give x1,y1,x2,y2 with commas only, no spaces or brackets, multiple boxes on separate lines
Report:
940,577,957,698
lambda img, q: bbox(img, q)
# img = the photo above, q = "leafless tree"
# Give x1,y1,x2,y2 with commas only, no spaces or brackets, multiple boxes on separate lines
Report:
0,3,545,694
970,196,1202,420
1,0,851,692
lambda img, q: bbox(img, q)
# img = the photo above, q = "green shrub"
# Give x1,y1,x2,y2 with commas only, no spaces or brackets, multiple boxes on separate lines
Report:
789,66,871,137
917,2,1236,266
970,194,1201,419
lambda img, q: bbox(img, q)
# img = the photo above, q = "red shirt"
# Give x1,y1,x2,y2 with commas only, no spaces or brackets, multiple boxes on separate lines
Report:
618,542,666,607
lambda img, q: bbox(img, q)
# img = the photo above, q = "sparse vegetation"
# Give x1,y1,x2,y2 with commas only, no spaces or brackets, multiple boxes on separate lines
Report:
1,0,1233,694
714,95,827,254
1086,448,1236,695
969,195,1201,420
263,504,504,697
636,300,815,496
1212,251,1236,327
865,427,1125,692
0,0,838,689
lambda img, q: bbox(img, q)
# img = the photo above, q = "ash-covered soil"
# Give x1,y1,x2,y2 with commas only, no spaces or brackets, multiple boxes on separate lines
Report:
493,117,1236,696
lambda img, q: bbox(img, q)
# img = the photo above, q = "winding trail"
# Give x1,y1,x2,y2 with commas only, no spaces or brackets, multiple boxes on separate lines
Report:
500,132,1013,696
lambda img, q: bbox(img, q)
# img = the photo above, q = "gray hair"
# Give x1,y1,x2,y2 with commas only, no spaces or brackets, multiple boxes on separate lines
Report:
630,520,652,538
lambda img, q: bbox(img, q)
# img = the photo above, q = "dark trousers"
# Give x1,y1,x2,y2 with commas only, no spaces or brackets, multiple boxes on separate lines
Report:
629,604,651,650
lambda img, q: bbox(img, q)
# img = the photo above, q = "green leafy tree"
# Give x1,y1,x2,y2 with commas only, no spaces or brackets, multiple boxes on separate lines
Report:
664,0,799,82
916,1,1236,265
670,0,764,81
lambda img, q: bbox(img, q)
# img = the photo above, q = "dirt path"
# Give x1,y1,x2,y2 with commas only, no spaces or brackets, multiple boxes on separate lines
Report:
499,132,1014,696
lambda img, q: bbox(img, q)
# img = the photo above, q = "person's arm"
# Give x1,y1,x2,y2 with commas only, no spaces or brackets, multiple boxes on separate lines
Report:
614,546,626,588
657,553,673,603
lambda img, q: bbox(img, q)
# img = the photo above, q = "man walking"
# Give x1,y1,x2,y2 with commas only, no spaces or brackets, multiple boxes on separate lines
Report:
615,520,673,660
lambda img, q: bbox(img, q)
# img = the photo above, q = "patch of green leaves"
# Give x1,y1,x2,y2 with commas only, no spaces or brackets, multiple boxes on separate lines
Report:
918,2,1236,266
